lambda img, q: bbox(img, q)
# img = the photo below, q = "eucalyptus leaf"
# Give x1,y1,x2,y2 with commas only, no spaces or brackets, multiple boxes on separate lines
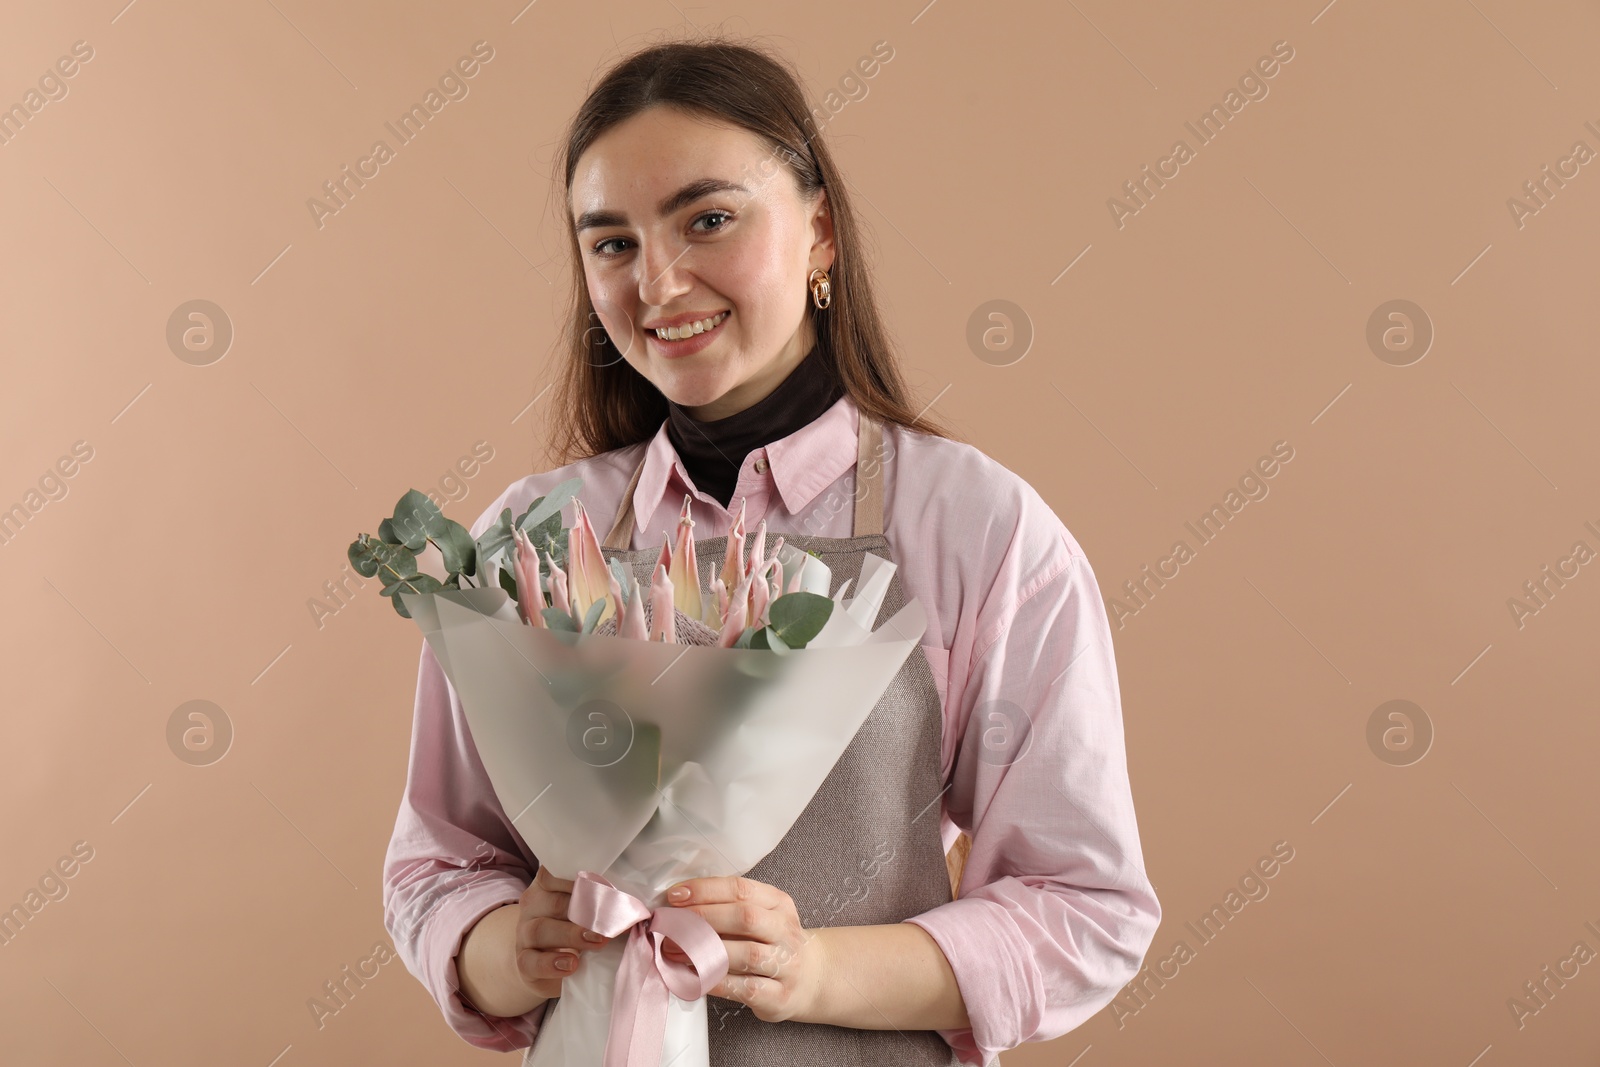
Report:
766,591,833,649
542,607,578,632
350,536,419,584
382,572,442,618
393,489,451,547
377,518,401,544
347,535,379,578
475,508,517,572
528,518,564,568
434,518,477,577
518,478,583,532
606,557,634,603
389,490,442,551
748,625,791,653
382,572,442,597
580,598,605,634
498,566,519,599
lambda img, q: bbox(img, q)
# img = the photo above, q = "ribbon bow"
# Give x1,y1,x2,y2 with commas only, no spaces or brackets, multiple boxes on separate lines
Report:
567,870,730,1067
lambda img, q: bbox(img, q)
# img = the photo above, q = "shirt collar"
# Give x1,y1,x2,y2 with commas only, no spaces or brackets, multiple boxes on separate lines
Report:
629,393,861,531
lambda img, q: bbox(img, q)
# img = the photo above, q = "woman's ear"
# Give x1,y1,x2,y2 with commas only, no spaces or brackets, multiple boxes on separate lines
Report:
809,187,836,269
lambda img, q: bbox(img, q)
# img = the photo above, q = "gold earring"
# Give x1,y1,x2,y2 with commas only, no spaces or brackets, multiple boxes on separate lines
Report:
808,267,832,309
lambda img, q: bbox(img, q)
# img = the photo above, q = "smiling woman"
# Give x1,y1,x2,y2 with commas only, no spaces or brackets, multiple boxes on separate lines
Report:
382,32,1160,1067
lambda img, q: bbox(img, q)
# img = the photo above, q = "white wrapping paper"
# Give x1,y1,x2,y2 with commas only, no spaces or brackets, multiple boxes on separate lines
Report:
400,552,926,1067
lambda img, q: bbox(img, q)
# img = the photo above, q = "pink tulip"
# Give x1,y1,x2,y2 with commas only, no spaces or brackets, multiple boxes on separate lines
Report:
744,520,769,623
749,556,783,630
748,568,770,631
709,575,727,628
666,494,703,623
566,499,614,627
512,527,546,628
718,562,752,647
654,532,672,581
648,563,676,643
621,576,648,640
719,499,747,595
542,548,571,619
606,567,625,633
748,519,768,580
763,536,794,605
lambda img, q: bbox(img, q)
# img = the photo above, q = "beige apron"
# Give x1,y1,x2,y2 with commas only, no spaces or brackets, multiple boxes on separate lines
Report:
522,410,972,1066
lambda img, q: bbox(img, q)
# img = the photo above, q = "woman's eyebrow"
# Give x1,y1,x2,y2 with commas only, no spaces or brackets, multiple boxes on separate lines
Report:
574,177,751,233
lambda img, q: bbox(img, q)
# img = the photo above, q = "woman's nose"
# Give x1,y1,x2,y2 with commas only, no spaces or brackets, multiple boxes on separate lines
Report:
636,239,694,306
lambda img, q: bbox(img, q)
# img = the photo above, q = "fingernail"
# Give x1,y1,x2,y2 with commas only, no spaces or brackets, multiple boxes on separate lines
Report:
668,886,690,902
556,954,575,971
583,930,606,942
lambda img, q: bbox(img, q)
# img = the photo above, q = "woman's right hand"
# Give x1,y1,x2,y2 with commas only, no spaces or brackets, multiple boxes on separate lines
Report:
514,863,613,999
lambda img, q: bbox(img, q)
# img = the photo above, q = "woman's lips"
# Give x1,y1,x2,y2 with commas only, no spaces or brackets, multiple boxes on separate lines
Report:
646,312,729,359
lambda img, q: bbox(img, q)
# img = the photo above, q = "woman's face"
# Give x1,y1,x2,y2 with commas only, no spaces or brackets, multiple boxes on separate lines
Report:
570,105,834,421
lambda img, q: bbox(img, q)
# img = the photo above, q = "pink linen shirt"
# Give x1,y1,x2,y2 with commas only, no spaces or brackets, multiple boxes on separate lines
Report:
381,393,1161,1066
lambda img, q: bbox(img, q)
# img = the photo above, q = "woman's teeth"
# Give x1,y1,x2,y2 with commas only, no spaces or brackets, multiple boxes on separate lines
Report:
653,311,728,340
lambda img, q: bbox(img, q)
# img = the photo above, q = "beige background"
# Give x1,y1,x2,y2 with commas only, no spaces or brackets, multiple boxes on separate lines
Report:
2,0,1596,1064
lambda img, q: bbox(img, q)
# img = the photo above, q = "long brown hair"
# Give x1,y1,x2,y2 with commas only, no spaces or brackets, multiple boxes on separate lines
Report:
543,34,959,467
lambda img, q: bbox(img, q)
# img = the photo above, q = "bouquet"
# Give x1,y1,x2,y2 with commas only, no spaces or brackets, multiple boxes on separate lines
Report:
348,478,838,650
351,481,927,1067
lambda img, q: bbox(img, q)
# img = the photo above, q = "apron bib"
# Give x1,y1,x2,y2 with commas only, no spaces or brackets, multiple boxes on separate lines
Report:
521,410,967,1066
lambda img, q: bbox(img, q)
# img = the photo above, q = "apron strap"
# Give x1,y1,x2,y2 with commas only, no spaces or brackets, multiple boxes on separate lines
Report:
852,407,884,538
603,442,649,550
601,406,885,550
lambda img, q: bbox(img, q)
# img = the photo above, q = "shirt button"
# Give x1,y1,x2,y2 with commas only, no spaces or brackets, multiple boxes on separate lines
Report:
753,458,769,474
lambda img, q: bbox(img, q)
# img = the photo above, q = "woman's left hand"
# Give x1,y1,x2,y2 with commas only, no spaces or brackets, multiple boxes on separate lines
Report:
659,875,827,1023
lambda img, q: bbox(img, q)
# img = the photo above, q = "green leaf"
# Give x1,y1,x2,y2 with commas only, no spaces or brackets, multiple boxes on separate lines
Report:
434,518,477,577
534,516,565,561
518,478,583,532
377,518,402,544
766,591,833,649
606,557,634,603
475,508,517,572
733,626,754,649
348,534,380,578
580,598,605,634
350,535,419,584
498,566,519,599
382,571,442,617
749,625,791,653
382,573,442,597
391,489,446,549
542,607,578,632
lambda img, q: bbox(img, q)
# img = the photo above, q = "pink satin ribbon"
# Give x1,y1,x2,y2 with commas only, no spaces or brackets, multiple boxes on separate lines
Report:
567,870,730,1067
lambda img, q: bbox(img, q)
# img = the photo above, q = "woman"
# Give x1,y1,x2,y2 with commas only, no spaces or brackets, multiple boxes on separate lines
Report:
382,37,1160,1067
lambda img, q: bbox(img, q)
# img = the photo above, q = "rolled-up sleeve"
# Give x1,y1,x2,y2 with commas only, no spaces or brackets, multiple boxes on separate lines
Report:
904,537,1161,1065
382,638,550,1050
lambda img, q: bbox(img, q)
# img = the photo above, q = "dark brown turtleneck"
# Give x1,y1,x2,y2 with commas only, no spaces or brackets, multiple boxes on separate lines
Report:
665,343,845,509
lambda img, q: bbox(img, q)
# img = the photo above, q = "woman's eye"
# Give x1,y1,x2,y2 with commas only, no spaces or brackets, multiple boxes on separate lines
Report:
691,210,733,233
590,211,732,259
